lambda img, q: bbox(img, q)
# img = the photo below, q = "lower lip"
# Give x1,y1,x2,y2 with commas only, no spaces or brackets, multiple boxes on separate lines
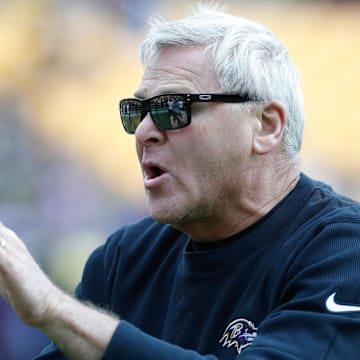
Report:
144,172,169,189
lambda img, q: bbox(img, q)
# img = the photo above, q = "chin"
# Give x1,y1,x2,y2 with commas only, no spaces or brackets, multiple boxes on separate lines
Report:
148,204,185,225
147,194,196,226
150,210,178,225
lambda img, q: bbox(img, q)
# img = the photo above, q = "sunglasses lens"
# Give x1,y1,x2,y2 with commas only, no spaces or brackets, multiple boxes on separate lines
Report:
150,95,190,131
120,99,143,134
120,95,191,134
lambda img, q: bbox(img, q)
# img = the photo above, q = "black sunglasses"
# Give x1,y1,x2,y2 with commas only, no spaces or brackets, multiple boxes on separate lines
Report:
119,93,254,134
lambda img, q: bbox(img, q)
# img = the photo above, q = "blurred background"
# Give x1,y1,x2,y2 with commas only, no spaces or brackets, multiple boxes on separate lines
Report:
0,0,359,358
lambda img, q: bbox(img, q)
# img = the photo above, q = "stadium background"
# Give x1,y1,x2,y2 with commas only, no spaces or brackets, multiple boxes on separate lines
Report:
0,0,359,358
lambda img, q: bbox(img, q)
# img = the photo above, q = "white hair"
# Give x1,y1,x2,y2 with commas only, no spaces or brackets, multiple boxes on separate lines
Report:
140,3,304,157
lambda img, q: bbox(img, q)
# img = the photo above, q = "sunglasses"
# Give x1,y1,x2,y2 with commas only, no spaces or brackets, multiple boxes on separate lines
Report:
119,93,254,134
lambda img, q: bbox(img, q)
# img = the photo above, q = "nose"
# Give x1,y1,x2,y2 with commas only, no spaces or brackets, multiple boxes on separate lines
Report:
135,113,166,147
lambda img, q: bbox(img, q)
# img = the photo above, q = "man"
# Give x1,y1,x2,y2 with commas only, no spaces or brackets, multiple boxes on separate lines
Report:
1,3,360,359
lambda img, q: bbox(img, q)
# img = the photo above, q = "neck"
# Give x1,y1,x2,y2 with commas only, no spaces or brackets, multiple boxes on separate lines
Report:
176,165,301,242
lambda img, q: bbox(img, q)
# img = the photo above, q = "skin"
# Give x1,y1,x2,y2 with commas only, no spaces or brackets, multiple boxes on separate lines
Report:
135,45,300,241
0,44,301,359
0,223,118,359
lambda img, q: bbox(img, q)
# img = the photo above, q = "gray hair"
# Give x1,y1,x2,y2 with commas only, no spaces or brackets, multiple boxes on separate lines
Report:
140,3,304,157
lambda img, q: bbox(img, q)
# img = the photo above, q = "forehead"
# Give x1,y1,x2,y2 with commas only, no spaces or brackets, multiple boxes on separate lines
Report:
136,45,220,98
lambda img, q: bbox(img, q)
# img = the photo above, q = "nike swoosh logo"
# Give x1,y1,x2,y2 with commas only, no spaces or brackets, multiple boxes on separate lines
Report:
326,292,360,313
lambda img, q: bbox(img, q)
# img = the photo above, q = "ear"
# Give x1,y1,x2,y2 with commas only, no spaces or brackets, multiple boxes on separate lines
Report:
252,102,286,155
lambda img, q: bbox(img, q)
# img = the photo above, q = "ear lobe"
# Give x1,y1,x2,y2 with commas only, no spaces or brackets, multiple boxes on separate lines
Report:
252,102,286,155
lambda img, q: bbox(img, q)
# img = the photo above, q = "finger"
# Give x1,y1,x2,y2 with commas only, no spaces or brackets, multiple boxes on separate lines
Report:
0,222,27,254
0,235,6,249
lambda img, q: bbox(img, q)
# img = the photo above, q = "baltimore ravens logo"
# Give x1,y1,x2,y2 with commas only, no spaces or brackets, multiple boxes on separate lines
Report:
219,318,257,354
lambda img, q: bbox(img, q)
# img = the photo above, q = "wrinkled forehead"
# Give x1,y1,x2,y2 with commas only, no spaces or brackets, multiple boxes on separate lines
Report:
136,45,221,98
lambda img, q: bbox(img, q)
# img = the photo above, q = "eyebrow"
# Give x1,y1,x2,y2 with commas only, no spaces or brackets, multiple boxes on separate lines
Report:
133,90,145,99
134,87,196,100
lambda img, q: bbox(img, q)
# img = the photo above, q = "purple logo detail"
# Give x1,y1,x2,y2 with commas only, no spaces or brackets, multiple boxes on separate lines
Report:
219,318,257,354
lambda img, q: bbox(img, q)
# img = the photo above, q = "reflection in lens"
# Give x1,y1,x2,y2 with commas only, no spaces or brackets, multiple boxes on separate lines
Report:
151,95,189,130
121,99,142,133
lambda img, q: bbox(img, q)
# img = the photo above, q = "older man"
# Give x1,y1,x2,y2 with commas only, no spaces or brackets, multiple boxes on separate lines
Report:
1,4,360,360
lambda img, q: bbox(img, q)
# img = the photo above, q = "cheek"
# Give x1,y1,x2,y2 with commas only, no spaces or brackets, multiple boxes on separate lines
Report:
135,141,143,161
192,122,253,184
194,119,245,161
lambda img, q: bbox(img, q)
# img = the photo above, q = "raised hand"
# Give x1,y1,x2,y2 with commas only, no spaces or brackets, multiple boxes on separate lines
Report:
0,222,62,327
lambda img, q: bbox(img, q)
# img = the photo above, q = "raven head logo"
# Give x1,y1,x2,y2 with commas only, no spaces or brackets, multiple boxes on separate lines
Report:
219,318,257,354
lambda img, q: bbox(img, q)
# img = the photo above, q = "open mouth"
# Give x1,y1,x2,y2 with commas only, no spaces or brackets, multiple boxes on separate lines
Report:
145,165,165,180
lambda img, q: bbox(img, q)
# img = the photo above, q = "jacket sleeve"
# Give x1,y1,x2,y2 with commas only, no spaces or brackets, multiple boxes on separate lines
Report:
103,321,217,360
234,220,360,359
